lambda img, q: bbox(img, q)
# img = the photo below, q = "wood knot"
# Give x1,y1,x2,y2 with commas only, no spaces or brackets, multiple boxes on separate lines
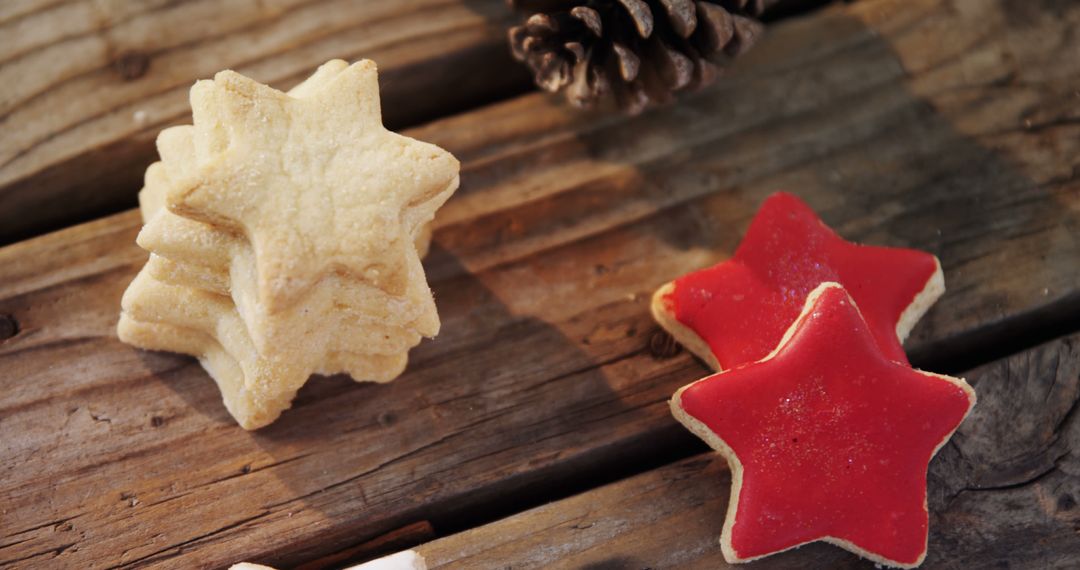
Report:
648,328,682,359
0,314,18,341
113,51,150,81
149,415,165,427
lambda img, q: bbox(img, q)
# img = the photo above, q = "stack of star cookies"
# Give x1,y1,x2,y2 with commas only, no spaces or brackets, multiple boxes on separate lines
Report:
117,60,460,429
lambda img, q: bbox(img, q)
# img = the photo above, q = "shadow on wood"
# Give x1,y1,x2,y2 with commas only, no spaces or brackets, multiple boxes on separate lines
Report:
83,246,666,568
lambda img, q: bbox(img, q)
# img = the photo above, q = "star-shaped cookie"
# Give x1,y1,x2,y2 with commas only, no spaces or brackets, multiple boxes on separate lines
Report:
136,126,440,351
166,59,459,309
653,192,942,370
671,282,975,567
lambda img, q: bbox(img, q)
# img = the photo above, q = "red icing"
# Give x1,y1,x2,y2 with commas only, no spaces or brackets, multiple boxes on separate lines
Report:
668,192,939,368
676,285,974,565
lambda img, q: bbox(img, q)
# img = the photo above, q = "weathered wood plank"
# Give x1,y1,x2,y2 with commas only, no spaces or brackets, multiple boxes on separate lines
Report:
0,0,530,244
2,0,1078,567
418,332,1080,569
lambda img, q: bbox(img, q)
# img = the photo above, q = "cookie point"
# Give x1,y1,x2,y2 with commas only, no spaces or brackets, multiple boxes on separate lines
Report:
719,536,744,565
355,58,378,72
213,69,274,99
764,190,803,206
668,388,684,412
212,68,243,84
189,79,215,101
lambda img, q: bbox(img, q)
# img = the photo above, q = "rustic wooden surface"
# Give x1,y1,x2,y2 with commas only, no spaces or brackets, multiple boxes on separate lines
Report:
417,333,1080,568
0,0,530,244
1,0,1079,568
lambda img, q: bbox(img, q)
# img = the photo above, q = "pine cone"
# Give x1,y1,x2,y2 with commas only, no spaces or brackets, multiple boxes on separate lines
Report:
508,0,770,114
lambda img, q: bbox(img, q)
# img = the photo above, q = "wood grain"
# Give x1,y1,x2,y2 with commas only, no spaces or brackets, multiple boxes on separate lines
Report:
1,0,1078,567
0,0,530,244
418,332,1080,569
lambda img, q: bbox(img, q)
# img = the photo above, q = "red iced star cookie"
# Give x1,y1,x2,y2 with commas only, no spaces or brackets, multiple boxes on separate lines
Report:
670,283,975,568
652,192,943,370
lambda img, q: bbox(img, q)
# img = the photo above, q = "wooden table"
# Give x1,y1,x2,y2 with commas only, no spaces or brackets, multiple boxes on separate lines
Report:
2,0,1078,568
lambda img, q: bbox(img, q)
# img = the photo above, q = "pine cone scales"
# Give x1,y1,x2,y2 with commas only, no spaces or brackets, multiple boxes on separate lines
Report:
508,0,770,113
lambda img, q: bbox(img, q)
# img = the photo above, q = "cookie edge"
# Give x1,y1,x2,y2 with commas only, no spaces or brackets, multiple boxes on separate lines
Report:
896,256,945,344
650,281,723,371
